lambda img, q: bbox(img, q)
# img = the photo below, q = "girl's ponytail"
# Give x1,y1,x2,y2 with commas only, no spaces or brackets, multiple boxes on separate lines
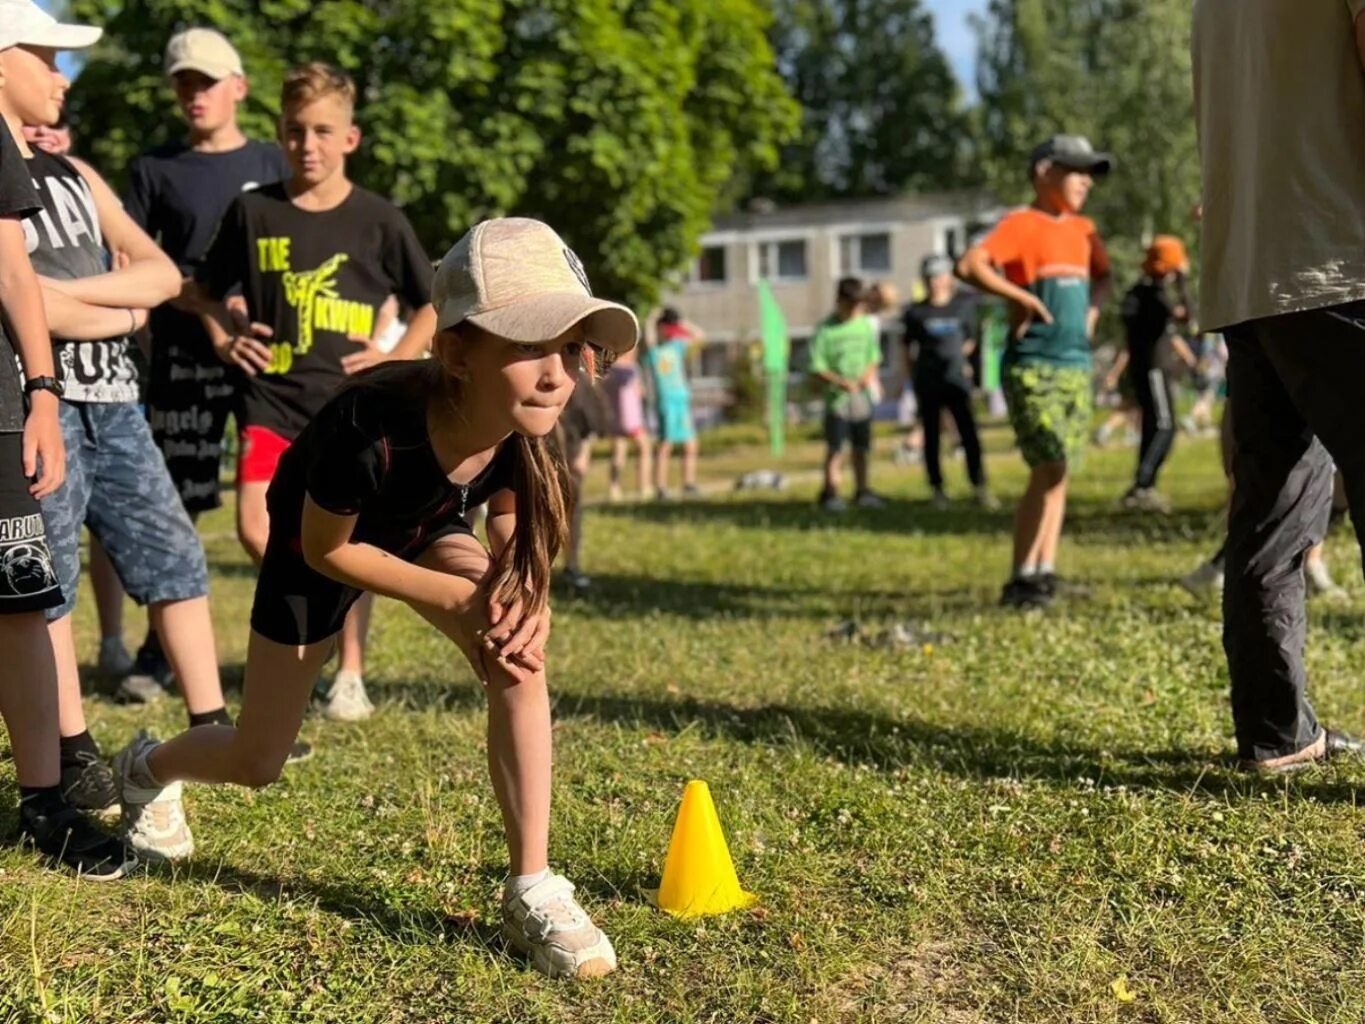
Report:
487,432,570,615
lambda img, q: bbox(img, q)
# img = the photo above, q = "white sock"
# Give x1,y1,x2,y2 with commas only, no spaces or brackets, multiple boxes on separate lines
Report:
504,866,551,901
1015,564,1038,579
1038,562,1055,575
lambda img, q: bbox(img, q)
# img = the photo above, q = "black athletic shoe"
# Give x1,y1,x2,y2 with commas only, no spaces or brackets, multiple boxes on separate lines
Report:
61,750,118,813
19,801,137,880
1000,577,1052,609
286,739,314,765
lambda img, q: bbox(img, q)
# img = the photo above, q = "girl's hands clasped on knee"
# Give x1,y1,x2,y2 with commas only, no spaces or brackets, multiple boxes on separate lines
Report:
483,593,550,676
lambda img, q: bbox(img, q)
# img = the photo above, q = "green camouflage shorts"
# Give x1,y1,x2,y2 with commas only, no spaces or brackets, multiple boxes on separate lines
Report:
1003,363,1093,467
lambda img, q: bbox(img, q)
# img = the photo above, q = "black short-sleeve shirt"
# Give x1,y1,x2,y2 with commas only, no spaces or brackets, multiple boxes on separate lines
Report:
197,182,434,437
902,292,976,388
0,121,42,433
1121,279,1176,373
267,374,519,560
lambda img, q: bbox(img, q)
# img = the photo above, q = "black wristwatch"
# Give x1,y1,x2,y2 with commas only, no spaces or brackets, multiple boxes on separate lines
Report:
24,376,64,399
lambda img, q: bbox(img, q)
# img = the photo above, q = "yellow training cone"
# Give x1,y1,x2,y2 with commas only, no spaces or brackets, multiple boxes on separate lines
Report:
648,779,757,918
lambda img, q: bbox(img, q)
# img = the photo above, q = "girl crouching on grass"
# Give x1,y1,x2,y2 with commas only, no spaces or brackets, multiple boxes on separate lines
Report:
112,218,638,980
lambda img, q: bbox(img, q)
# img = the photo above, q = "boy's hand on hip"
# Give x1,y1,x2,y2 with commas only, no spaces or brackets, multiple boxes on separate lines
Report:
341,333,389,375
1015,294,1054,339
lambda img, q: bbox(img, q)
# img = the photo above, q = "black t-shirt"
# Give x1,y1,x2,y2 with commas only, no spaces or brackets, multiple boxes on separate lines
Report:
197,182,434,437
23,150,140,403
267,374,519,559
0,121,42,433
1121,278,1175,373
125,139,288,354
903,292,976,387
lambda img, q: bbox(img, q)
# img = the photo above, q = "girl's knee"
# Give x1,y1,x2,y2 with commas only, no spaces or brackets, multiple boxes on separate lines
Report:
229,745,285,789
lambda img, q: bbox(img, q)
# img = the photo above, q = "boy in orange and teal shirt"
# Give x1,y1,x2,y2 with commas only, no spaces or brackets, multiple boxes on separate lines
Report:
957,134,1113,608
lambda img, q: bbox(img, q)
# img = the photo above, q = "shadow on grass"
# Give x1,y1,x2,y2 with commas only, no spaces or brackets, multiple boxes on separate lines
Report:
548,689,1361,804
165,858,507,947
557,572,987,620
593,493,1223,546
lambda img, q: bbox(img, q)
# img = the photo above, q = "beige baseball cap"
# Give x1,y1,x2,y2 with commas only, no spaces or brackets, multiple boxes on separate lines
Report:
0,0,101,52
165,27,243,80
433,218,639,356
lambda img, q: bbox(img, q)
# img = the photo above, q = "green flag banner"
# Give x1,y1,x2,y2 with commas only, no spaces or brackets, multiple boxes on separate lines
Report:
757,279,789,456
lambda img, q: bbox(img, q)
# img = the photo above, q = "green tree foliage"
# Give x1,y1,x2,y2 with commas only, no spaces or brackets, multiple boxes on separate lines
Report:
65,0,799,311
749,0,977,202
973,0,1200,281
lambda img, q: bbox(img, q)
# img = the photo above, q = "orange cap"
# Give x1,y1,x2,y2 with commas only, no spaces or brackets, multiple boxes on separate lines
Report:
1143,235,1189,277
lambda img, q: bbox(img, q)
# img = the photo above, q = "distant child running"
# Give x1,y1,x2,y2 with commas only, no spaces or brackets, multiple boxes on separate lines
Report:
1119,235,1196,512
114,218,638,980
957,134,1113,607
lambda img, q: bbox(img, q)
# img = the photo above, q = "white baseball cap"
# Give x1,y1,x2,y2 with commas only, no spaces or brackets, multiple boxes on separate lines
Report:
433,218,639,357
165,27,243,80
0,0,101,52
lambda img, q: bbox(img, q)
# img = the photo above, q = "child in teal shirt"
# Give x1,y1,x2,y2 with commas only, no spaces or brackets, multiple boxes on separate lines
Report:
644,308,701,499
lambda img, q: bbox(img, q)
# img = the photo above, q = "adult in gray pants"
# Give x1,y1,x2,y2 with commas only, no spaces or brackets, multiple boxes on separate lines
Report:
1192,0,1365,770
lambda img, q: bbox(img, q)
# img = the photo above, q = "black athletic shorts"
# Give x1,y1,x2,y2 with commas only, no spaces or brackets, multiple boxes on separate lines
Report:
0,432,63,614
249,517,480,646
824,412,872,454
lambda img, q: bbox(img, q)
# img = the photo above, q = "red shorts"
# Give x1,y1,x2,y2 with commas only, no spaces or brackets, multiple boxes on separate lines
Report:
238,425,293,486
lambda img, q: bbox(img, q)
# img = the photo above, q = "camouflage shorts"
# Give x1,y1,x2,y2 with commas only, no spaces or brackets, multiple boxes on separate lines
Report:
1003,363,1093,467
41,401,209,621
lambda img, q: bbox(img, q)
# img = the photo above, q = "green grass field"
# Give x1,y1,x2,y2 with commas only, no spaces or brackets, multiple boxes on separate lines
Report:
5,421,1365,1023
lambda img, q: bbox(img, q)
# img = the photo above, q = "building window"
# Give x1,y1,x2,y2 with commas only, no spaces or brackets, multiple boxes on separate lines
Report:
940,223,964,258
756,239,808,282
691,245,727,285
839,232,892,275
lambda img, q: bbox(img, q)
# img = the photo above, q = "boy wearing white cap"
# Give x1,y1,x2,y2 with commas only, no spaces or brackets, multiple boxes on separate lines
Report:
1,0,248,857
195,61,437,720
118,27,289,702
0,0,134,878
117,217,638,979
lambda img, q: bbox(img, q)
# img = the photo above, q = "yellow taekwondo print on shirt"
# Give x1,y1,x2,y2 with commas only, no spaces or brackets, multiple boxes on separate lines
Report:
256,237,377,374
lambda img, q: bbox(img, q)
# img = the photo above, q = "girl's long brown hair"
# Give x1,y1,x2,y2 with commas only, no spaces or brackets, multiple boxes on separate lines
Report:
345,326,587,614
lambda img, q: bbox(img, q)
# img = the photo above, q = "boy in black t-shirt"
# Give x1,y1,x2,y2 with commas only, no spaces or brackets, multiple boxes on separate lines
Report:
196,62,436,720
118,28,289,701
0,3,134,878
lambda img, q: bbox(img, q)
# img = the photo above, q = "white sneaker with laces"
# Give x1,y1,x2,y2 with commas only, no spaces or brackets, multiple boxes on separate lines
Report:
502,872,617,979
322,670,374,722
113,734,194,862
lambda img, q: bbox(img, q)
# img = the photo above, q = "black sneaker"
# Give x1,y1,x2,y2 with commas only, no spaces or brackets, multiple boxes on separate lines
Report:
286,739,314,765
61,750,118,814
19,801,137,880
1000,577,1052,609
818,489,847,512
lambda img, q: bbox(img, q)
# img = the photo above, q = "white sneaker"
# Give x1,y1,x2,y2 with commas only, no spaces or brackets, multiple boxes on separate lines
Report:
112,734,194,862
98,636,134,677
502,872,617,979
1179,560,1225,598
321,670,374,722
1307,559,1348,601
